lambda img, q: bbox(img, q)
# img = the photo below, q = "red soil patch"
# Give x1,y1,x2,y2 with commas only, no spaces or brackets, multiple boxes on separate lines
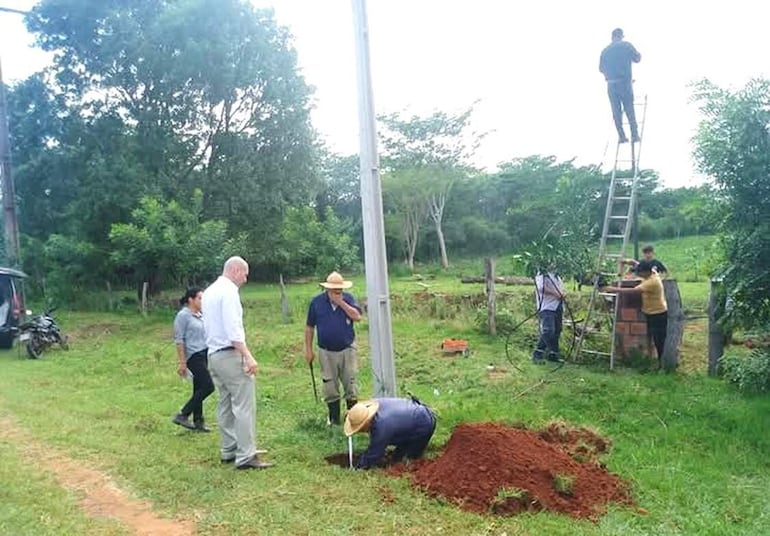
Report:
393,422,632,520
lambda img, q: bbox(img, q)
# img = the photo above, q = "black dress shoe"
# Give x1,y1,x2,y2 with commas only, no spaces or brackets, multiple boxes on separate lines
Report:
221,457,235,464
172,414,196,430
235,455,274,470
194,421,211,433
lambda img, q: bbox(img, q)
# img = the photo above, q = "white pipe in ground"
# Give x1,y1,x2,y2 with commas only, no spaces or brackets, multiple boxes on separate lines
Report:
348,436,354,469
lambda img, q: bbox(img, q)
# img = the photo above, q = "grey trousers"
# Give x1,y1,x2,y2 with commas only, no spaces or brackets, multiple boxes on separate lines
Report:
208,349,257,465
318,346,359,403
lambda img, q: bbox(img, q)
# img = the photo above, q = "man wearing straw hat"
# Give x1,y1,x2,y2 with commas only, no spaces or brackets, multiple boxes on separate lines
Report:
344,398,436,469
305,271,362,425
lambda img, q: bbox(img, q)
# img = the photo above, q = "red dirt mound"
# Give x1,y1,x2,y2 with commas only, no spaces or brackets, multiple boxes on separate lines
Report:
539,421,612,463
397,422,632,519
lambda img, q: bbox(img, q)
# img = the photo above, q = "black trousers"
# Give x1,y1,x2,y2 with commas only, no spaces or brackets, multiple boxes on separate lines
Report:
645,312,668,360
180,351,215,421
607,79,638,139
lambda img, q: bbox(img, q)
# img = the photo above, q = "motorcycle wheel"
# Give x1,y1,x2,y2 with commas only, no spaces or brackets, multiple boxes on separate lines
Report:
26,336,44,359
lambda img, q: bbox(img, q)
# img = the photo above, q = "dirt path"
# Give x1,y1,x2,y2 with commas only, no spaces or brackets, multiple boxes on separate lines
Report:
0,415,195,536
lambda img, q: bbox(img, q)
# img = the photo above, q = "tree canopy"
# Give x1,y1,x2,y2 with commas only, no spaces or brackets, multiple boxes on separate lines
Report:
693,78,770,329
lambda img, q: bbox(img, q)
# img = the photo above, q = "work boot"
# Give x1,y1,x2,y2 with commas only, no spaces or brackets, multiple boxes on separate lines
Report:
346,398,358,411
618,134,629,144
327,400,341,425
631,132,641,143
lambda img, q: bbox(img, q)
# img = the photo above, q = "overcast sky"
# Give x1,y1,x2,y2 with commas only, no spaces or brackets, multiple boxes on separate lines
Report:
2,0,768,187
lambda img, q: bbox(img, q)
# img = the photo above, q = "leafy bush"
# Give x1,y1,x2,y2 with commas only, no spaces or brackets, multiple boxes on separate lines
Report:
272,206,359,278
109,192,243,295
720,348,770,393
475,307,520,335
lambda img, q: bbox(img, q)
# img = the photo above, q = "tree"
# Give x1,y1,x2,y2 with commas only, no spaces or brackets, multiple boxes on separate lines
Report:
272,206,359,278
109,193,243,296
27,0,319,257
693,78,770,328
378,107,481,267
383,169,428,271
424,166,463,268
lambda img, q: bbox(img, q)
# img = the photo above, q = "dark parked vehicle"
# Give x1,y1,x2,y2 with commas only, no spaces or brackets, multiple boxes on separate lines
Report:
19,308,69,359
0,268,27,349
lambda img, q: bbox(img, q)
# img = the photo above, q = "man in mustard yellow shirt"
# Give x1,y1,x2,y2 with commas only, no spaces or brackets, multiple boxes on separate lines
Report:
602,261,668,362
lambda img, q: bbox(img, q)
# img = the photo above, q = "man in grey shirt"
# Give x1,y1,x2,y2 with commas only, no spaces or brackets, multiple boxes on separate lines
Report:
202,257,273,470
599,28,641,144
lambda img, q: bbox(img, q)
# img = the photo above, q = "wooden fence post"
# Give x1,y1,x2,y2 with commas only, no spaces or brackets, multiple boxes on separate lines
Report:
485,258,496,336
107,281,114,311
708,278,727,376
141,282,148,317
661,279,683,371
279,273,290,324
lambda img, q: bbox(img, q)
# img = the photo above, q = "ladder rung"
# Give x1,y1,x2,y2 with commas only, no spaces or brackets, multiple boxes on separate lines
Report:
606,234,625,239
604,253,623,258
609,215,629,220
582,350,612,356
598,292,617,297
613,196,632,201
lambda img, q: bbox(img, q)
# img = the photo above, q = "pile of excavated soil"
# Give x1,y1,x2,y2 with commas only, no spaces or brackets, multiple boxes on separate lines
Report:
394,422,632,519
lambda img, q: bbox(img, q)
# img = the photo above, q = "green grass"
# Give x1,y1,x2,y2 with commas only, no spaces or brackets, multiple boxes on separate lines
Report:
2,236,768,535
0,435,126,536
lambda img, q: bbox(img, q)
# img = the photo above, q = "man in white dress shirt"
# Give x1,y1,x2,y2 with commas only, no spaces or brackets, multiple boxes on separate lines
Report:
202,256,273,470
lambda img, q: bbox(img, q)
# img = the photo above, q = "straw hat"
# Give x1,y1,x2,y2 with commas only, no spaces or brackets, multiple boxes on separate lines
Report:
320,271,353,290
344,400,380,436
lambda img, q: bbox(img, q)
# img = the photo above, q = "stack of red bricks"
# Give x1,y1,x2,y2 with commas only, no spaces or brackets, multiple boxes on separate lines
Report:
614,279,651,357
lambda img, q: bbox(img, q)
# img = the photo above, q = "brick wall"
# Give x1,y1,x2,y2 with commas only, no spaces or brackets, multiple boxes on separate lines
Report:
614,279,651,358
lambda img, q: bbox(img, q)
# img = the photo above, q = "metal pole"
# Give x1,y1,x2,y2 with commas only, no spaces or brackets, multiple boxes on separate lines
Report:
0,57,21,268
351,0,396,397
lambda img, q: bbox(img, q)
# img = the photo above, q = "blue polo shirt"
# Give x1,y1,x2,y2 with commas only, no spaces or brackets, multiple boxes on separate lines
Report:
306,292,360,351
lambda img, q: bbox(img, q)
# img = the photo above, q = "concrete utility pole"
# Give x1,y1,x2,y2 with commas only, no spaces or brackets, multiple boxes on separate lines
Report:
351,0,397,397
0,5,27,268
0,58,21,268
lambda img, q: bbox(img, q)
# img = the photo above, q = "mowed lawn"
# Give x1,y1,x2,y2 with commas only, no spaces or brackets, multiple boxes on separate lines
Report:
2,236,770,535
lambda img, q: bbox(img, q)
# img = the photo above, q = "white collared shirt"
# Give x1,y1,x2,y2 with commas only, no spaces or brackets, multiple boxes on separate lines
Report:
202,276,245,353
535,272,565,312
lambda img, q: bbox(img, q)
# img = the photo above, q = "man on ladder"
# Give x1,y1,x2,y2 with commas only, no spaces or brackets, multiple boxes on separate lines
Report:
600,28,641,144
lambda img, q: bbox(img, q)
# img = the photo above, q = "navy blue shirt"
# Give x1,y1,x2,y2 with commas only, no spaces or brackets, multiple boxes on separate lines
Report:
306,292,360,351
599,40,641,82
357,398,435,469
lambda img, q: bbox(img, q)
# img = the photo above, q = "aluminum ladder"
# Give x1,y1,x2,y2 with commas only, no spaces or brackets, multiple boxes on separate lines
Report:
575,95,648,368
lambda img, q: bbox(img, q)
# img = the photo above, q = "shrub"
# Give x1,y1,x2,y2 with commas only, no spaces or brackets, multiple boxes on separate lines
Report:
720,348,770,393
475,307,520,335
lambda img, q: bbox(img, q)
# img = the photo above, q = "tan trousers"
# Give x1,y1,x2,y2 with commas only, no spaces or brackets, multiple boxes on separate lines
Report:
208,349,257,465
318,346,359,403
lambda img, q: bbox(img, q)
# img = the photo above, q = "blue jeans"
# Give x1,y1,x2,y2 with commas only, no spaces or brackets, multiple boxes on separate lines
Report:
533,307,563,361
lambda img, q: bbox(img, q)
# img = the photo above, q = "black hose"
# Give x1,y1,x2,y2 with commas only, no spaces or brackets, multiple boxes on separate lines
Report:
503,273,579,371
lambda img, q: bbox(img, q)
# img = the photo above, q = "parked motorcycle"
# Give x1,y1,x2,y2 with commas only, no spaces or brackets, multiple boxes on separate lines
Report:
18,308,69,359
